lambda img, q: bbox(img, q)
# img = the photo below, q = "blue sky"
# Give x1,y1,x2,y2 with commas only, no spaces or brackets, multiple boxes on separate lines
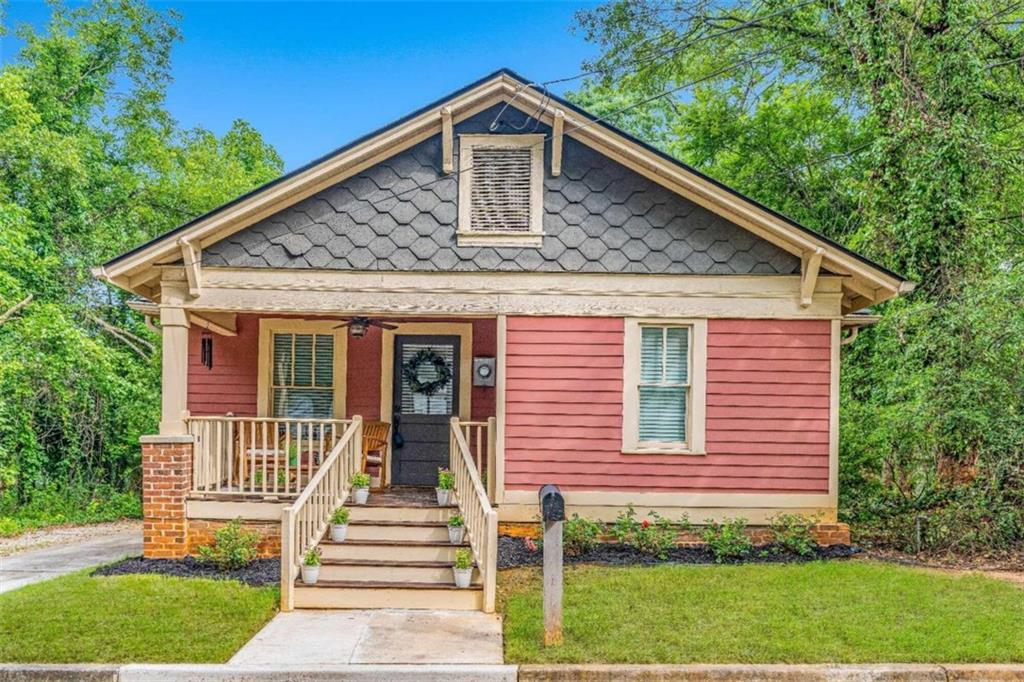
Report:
3,1,600,171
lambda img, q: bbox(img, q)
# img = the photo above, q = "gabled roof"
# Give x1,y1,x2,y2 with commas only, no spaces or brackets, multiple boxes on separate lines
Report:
95,68,912,308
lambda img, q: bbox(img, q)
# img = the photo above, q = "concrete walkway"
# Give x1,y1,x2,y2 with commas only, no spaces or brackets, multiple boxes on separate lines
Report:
0,527,141,593
230,609,505,666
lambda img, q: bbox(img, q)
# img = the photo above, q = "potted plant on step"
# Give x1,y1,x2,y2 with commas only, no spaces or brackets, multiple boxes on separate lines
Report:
447,513,465,544
436,468,454,506
351,472,371,505
330,507,350,542
301,547,321,585
452,548,473,588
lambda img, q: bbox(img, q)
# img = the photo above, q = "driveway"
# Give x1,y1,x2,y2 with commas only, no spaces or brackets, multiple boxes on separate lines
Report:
0,522,141,593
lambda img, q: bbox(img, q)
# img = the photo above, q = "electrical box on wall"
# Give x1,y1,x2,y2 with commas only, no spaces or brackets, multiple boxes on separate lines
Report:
473,357,496,387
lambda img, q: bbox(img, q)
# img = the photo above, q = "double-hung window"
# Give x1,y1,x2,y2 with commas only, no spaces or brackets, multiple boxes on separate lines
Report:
257,320,346,420
622,319,707,454
272,332,334,419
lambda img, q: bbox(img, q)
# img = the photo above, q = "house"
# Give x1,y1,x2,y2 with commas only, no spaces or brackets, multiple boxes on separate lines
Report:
94,69,912,612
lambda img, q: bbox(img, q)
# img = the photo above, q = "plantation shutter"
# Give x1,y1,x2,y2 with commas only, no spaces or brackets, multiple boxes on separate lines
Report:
638,326,689,443
271,332,334,418
469,146,533,232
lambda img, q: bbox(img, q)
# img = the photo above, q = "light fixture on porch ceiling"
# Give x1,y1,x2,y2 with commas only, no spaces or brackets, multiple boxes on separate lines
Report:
333,316,398,338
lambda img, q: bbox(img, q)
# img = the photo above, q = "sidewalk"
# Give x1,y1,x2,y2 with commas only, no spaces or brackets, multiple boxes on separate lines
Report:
0,523,141,593
230,609,505,666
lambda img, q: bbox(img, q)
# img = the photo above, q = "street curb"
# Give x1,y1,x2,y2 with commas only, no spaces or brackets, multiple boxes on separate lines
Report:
0,664,119,681
118,664,518,681
516,664,1024,681
0,664,1022,681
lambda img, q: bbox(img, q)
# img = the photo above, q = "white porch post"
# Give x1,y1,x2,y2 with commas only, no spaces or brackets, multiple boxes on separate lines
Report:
159,283,191,435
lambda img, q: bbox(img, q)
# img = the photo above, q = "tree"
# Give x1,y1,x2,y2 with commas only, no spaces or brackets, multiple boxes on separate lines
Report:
574,0,1024,553
0,0,282,520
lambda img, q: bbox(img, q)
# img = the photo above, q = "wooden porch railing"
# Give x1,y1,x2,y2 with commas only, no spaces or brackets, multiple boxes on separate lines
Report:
456,417,497,502
186,416,350,497
280,415,363,611
450,417,498,613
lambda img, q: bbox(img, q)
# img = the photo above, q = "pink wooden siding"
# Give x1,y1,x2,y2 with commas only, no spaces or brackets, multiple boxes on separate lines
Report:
504,317,832,493
187,314,259,416
187,315,496,421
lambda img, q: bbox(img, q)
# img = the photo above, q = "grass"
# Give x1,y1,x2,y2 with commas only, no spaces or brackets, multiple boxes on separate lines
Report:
0,571,278,663
500,560,1024,664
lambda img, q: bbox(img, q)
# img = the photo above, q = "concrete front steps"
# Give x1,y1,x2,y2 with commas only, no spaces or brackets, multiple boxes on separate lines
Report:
293,487,483,610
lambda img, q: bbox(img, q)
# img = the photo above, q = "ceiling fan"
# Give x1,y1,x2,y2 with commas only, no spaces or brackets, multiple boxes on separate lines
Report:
332,316,398,338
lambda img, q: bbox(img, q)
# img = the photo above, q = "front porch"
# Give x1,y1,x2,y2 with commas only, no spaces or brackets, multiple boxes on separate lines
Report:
142,310,501,612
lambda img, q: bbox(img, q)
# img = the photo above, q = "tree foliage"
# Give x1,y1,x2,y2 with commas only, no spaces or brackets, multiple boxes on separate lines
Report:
0,0,282,526
575,0,1024,554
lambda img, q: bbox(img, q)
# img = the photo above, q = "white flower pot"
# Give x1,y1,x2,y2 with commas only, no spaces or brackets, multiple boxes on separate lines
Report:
453,567,473,589
448,525,465,545
353,487,369,505
435,487,451,506
301,565,320,585
330,523,348,542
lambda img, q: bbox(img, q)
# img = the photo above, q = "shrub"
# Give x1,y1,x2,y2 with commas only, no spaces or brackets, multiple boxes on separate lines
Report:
302,547,321,567
330,507,349,525
351,472,371,488
769,513,818,556
197,518,260,571
563,514,602,556
702,517,753,562
611,505,682,559
448,513,464,528
437,468,454,490
454,547,472,569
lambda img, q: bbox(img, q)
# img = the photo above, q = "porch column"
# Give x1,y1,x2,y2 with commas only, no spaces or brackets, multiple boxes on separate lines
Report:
159,303,190,435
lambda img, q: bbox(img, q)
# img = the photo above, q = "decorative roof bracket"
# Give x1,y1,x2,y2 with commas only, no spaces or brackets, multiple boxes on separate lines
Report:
441,106,454,174
551,109,565,177
178,238,202,298
800,247,824,308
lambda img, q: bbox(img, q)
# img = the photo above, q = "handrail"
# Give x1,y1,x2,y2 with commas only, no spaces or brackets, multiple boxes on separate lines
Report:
450,417,498,613
280,415,363,611
186,416,348,497
456,417,497,501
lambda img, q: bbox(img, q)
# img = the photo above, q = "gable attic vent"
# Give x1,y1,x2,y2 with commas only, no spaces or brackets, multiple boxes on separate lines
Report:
457,134,544,248
469,146,533,232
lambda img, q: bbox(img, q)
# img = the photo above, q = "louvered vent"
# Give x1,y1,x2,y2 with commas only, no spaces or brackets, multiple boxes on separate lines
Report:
469,146,533,232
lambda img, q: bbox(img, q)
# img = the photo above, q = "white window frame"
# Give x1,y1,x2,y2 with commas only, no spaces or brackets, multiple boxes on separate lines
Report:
256,319,348,419
621,318,707,455
457,134,545,248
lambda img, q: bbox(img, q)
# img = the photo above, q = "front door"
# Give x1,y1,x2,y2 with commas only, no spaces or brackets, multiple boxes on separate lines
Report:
391,335,461,486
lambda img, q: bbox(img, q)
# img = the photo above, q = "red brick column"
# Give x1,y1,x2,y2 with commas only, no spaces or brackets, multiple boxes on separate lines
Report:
140,435,193,559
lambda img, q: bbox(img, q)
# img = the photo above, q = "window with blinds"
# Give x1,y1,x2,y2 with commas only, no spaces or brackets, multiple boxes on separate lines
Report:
457,134,544,247
637,326,690,444
400,343,454,415
271,332,334,419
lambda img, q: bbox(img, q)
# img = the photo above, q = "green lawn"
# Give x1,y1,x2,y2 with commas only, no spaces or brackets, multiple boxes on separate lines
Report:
0,572,278,663
500,560,1024,664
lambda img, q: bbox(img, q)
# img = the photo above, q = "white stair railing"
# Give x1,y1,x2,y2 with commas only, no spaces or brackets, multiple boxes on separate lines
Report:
186,416,349,497
450,417,499,612
280,415,363,611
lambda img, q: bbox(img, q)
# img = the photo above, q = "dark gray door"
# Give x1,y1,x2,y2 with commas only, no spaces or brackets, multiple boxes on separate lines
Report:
391,335,461,486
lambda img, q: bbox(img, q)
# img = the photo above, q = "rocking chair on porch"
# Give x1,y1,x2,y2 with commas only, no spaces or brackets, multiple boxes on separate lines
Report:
361,421,391,491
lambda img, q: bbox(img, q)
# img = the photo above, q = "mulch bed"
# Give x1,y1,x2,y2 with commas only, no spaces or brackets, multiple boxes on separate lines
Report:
93,556,280,587
498,535,860,569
